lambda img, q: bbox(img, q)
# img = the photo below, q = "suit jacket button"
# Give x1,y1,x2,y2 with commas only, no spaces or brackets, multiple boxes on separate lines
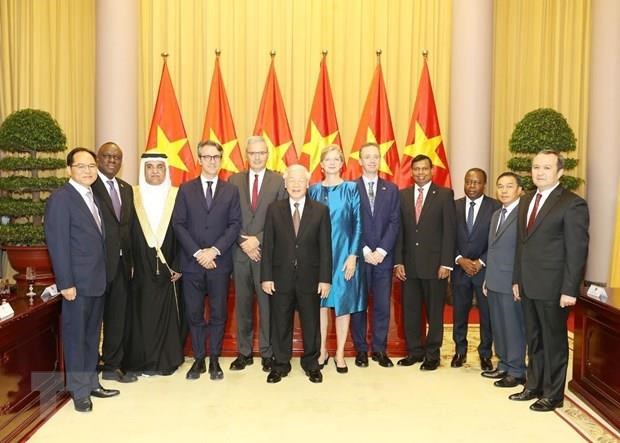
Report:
415,242,419,246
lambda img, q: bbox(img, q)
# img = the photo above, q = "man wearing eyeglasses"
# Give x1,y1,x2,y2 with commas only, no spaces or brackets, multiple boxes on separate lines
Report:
45,147,120,412
173,140,241,381
228,136,286,373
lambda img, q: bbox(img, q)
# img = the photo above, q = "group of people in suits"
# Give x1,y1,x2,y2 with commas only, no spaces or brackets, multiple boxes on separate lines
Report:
44,135,588,413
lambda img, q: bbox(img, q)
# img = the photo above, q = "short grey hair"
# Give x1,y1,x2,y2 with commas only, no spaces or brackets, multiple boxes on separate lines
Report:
246,135,267,151
283,164,310,181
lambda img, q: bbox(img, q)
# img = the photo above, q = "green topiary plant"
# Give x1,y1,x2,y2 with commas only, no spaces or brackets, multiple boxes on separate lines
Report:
508,108,583,191
0,109,67,245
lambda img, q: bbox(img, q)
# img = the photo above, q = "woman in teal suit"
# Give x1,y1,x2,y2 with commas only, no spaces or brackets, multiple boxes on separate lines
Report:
309,145,366,373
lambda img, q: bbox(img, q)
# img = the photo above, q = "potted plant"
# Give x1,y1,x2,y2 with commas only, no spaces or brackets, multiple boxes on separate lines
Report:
507,108,582,191
0,109,67,286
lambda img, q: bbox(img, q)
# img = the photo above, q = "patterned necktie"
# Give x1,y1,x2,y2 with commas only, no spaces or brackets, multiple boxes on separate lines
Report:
415,187,424,223
205,181,213,210
251,174,259,211
293,202,300,236
496,207,507,233
368,181,375,214
107,180,122,220
527,193,542,233
86,190,102,233
467,201,476,233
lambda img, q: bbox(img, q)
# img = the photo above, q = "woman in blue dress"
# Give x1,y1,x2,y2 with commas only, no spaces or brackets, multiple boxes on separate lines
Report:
309,144,366,373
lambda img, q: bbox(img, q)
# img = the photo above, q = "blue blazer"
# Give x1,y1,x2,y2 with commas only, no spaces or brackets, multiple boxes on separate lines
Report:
355,177,400,270
172,177,242,274
44,183,107,297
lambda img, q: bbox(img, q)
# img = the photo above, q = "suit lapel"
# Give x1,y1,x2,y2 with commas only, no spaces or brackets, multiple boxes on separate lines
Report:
193,178,209,212
281,200,297,239
118,180,131,223
357,178,373,218
456,198,467,237
257,171,274,211
296,199,313,240
469,197,491,237
419,184,438,225
493,209,517,243
94,178,116,220
527,186,563,236
68,185,104,237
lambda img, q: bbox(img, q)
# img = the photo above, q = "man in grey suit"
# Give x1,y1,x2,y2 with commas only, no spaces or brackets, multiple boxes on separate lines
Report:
229,136,286,372
482,172,526,388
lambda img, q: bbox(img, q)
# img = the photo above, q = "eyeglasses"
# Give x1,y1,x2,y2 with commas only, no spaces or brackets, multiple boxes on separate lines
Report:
71,163,98,171
199,154,222,162
247,151,268,157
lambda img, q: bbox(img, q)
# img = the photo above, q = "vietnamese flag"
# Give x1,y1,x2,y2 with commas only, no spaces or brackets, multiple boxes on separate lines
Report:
300,53,342,184
202,54,245,180
343,61,400,183
253,58,298,173
397,56,451,189
145,57,197,186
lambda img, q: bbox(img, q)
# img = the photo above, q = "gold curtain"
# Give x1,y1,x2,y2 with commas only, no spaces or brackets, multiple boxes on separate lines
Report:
0,0,95,150
491,0,591,193
609,178,620,288
138,0,453,163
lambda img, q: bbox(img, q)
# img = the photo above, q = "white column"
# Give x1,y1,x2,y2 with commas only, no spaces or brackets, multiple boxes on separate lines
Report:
449,0,493,196
96,0,139,184
585,0,620,285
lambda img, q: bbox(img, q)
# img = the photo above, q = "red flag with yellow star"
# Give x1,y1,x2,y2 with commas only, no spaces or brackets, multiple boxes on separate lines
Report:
202,55,245,181
343,63,400,183
253,59,298,173
300,55,342,184
397,58,451,188
145,58,196,186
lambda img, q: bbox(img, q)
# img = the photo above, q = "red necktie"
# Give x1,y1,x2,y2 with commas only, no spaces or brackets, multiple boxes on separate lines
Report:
251,174,259,211
415,187,424,223
526,193,542,233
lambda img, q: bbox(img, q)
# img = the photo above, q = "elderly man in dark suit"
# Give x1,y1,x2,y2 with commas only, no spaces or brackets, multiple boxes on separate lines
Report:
45,147,119,412
173,140,241,381
451,168,500,370
510,150,589,412
261,164,332,384
395,154,456,371
229,136,286,372
92,142,137,383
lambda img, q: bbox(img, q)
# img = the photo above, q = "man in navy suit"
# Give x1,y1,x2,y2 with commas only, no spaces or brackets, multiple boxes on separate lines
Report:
451,169,500,370
351,142,400,368
45,147,120,412
173,140,241,381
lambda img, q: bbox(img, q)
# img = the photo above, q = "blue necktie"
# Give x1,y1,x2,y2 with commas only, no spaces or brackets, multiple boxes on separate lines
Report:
205,181,213,210
496,208,507,233
467,201,475,233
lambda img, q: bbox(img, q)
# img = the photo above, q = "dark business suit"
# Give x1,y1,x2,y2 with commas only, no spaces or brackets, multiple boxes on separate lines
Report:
351,177,400,353
396,183,456,361
485,202,526,377
261,198,332,373
514,186,589,401
45,183,107,400
452,195,500,358
92,175,134,371
173,177,241,359
229,170,286,358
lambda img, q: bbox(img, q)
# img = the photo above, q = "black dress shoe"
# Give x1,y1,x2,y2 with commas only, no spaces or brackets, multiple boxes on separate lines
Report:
102,368,138,383
450,353,466,368
529,397,563,412
509,388,541,401
420,359,440,371
305,369,323,383
371,352,394,368
209,359,224,380
481,369,507,379
186,358,206,380
73,397,93,412
318,356,330,370
355,352,369,368
229,354,254,371
494,375,526,388
261,357,274,372
334,359,348,374
90,386,120,398
266,370,287,383
397,355,424,366
480,357,493,371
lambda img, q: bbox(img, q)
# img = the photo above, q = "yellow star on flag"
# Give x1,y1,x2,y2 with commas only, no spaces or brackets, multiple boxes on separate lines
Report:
350,128,394,175
262,131,292,173
208,129,239,174
403,122,445,169
301,122,338,174
152,126,189,172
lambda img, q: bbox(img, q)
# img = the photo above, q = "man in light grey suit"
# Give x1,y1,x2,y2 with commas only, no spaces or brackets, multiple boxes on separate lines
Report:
482,172,526,389
229,136,287,372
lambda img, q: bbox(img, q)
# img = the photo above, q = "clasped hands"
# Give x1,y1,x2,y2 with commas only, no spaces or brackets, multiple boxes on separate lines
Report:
195,247,218,269
458,257,482,277
364,250,385,266
240,235,261,262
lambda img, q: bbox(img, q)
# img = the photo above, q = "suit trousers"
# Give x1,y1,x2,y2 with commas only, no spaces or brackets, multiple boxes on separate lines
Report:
233,258,272,358
62,295,104,400
270,286,320,373
402,277,446,360
351,265,392,353
102,256,130,371
521,294,569,401
487,290,526,377
452,280,493,357
183,271,230,359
